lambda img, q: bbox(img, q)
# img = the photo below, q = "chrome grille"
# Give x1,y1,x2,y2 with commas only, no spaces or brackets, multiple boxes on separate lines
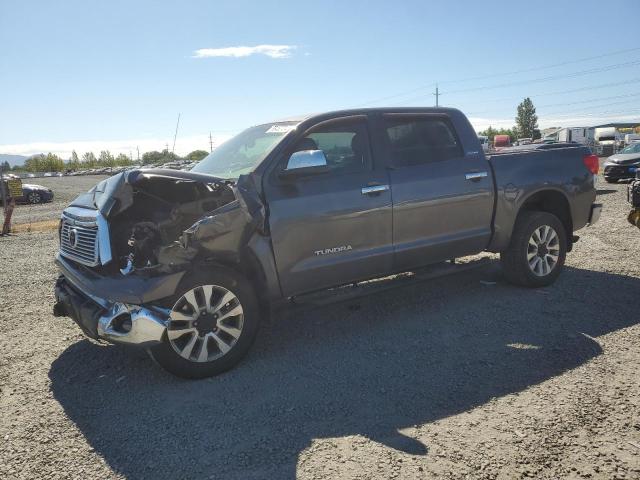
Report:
60,218,99,266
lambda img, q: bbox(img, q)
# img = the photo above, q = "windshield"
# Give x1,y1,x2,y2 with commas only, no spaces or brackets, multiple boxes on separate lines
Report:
621,143,640,154
191,122,298,178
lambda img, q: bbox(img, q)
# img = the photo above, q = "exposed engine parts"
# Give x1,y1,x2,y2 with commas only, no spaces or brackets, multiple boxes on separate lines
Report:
65,168,262,276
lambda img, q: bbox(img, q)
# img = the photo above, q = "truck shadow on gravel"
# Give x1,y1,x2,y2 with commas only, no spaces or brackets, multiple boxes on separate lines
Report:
49,264,640,479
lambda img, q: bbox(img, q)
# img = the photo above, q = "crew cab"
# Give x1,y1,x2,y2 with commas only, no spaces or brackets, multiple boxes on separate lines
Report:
53,108,602,378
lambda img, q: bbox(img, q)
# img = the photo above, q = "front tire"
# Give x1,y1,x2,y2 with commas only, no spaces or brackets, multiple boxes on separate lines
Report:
148,268,260,379
501,211,567,288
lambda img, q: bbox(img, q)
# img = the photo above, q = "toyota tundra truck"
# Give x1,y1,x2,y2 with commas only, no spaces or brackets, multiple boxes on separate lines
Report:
53,108,602,378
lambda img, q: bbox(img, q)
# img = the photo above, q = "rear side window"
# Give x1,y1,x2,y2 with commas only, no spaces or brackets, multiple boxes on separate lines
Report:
383,116,463,167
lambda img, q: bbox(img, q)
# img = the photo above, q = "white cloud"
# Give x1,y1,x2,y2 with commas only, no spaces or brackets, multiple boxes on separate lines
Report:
0,133,233,159
193,44,297,59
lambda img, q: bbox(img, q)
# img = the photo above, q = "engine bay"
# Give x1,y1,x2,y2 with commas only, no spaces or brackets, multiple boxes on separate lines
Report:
106,171,236,273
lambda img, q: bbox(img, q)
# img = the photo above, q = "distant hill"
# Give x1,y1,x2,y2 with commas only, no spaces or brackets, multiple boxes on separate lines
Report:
0,153,29,167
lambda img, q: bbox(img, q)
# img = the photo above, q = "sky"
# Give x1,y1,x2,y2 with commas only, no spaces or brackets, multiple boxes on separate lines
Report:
2,0,640,158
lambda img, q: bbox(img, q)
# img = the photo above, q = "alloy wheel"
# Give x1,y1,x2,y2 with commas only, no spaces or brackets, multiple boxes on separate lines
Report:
166,285,244,362
527,225,560,277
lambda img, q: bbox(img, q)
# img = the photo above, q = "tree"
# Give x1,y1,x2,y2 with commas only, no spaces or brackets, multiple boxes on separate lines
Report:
115,153,133,167
82,152,97,168
25,154,45,172
142,150,164,165
67,150,80,171
515,97,538,139
0,161,9,172
185,150,208,162
44,153,64,172
99,150,115,168
141,149,181,165
478,126,518,142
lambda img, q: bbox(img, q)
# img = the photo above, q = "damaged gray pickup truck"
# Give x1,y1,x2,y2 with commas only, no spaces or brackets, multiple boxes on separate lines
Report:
54,108,602,378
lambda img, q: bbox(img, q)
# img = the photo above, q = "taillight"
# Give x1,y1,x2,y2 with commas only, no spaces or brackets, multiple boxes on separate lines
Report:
583,154,599,175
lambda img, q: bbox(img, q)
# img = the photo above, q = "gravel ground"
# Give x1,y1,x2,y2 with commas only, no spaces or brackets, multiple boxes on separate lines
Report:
10,175,106,225
1,174,639,479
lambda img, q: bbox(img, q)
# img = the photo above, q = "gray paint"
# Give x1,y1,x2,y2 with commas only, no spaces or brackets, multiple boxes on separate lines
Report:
56,107,597,309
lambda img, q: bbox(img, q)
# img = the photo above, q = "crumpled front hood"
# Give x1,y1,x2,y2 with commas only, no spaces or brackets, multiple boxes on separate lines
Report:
68,169,235,218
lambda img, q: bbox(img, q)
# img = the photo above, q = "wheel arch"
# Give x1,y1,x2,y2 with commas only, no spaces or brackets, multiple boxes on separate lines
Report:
516,189,573,251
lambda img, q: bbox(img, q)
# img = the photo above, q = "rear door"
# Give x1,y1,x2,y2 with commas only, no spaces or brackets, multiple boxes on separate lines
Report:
377,113,494,271
265,115,393,296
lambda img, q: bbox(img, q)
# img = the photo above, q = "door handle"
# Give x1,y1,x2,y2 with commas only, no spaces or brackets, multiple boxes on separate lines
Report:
361,184,389,195
465,171,488,181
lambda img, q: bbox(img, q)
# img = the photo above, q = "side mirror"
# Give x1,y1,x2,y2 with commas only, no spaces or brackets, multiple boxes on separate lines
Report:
280,150,329,179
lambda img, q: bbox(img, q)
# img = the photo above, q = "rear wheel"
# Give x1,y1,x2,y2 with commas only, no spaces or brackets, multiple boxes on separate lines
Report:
28,191,42,204
501,211,567,287
148,268,260,379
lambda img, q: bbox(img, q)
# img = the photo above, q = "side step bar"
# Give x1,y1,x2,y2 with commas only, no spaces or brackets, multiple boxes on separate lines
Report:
289,256,493,310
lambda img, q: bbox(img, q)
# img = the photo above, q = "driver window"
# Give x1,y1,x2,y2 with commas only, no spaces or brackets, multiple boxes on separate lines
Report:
291,118,371,174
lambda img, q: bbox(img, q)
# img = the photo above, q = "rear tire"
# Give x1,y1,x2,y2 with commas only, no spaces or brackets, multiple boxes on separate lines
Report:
148,267,260,379
28,192,42,204
501,211,567,288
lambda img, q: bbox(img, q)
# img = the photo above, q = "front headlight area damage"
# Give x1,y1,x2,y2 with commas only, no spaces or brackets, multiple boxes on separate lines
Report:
55,169,267,348
106,169,261,277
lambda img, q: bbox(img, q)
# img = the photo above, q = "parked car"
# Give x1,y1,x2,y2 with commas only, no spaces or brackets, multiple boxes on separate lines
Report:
603,142,640,183
53,107,601,378
1,183,53,204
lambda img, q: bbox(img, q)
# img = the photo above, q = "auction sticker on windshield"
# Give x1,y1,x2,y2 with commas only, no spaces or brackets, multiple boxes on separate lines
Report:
266,124,297,134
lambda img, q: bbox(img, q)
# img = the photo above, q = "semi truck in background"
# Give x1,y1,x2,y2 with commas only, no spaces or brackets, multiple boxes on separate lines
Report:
595,127,623,156
557,127,594,146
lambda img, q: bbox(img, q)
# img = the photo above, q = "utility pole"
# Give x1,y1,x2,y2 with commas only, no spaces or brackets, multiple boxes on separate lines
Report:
172,113,181,153
209,132,214,152
136,146,140,163
434,83,441,107
0,168,7,230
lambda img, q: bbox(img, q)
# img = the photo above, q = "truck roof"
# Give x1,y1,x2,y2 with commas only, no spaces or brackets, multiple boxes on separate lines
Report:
271,107,464,125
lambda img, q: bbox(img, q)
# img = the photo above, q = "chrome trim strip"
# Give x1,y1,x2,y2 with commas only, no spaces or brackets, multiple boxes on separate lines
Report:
361,184,390,195
96,211,112,265
465,171,488,180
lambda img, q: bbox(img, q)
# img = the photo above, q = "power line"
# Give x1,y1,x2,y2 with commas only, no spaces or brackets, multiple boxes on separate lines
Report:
352,47,640,107
464,91,640,116
440,46,640,86
537,92,640,109
351,82,437,108
441,59,640,95
399,78,640,107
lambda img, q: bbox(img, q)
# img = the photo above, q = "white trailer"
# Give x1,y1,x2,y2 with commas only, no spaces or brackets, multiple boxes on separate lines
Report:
557,127,594,145
624,133,640,145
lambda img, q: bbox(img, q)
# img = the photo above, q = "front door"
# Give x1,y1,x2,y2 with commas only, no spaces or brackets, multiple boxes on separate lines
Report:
265,116,393,297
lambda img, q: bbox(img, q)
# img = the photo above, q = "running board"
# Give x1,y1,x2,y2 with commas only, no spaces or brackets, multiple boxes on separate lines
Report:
289,256,493,310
